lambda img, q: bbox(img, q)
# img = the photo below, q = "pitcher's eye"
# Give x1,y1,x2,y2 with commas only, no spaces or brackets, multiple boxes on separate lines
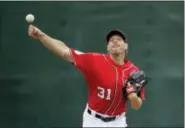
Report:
117,38,121,41
110,38,114,42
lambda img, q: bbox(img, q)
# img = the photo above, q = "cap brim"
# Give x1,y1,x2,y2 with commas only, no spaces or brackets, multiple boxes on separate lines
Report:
106,30,127,42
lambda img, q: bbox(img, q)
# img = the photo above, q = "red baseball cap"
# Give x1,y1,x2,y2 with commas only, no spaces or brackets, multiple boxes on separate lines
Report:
106,30,127,43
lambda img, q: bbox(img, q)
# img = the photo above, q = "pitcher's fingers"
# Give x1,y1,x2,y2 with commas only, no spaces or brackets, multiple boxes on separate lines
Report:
32,27,37,34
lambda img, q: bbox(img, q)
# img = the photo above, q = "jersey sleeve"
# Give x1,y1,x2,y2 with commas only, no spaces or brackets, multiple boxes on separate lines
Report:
130,65,146,100
70,48,94,73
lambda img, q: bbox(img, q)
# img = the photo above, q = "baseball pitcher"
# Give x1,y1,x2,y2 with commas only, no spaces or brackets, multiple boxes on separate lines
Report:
28,25,148,127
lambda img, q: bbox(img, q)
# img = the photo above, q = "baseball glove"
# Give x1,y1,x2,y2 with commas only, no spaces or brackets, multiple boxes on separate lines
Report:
122,70,149,98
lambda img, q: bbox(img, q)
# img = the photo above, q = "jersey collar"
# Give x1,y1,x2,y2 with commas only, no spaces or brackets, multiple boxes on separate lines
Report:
105,54,132,68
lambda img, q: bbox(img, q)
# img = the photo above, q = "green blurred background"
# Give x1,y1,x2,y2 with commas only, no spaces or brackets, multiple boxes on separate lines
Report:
0,1,184,128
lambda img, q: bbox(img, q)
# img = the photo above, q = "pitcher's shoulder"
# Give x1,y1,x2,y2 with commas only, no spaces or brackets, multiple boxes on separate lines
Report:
87,52,105,58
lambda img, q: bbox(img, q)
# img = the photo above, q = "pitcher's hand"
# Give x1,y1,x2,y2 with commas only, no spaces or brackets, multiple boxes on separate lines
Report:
28,25,44,39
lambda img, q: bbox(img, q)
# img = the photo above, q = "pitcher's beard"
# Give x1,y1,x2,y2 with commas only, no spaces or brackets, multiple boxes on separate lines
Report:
109,49,122,56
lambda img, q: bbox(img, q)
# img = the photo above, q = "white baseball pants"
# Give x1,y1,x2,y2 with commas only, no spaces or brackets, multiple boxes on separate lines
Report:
82,105,127,127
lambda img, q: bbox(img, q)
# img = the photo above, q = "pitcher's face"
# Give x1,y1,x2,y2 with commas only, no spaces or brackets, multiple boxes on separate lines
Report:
107,35,127,55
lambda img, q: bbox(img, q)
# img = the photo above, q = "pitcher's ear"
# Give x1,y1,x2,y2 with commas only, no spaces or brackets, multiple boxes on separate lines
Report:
125,43,128,50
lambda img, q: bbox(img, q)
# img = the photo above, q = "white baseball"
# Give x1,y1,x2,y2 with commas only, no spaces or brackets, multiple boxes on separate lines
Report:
25,14,35,23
